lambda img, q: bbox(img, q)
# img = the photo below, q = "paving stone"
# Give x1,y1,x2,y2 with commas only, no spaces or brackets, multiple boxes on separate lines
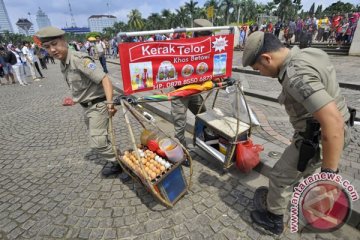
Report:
7,227,24,240
160,229,175,240
51,226,68,238
188,231,204,240
88,228,104,240
222,227,240,240
2,221,17,233
78,228,92,239
117,227,132,239
210,220,224,233
103,228,117,239
173,223,188,238
247,227,262,240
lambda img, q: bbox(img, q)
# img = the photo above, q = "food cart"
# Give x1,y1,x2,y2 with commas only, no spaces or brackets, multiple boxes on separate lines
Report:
112,26,242,207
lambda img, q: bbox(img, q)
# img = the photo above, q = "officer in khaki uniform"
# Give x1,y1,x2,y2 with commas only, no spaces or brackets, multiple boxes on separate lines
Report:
242,31,352,234
35,27,129,179
171,19,212,166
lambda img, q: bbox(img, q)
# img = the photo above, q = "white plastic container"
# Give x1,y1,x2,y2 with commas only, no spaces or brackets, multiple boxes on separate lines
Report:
159,138,184,162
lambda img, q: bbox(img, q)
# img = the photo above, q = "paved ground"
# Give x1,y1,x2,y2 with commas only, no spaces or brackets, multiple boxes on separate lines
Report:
0,60,359,240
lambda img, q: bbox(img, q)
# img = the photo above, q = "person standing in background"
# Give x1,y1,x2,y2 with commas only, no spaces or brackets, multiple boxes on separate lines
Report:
22,41,42,81
8,44,28,86
95,37,108,73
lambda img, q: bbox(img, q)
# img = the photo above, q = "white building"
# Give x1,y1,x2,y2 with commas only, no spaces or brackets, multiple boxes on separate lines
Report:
0,0,13,33
36,7,51,29
88,15,116,33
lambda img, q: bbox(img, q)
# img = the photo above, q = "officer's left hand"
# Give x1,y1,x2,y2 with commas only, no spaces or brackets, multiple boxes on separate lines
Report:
107,104,117,117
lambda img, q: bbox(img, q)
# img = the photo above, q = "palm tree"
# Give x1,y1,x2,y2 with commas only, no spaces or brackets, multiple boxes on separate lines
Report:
113,21,129,33
240,0,257,23
161,9,172,28
274,0,294,22
185,0,199,27
204,0,219,23
146,13,163,30
265,1,276,16
127,9,144,30
175,7,190,27
219,0,234,24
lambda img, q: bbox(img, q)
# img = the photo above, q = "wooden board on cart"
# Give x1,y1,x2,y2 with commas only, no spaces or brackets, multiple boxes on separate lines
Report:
196,109,250,139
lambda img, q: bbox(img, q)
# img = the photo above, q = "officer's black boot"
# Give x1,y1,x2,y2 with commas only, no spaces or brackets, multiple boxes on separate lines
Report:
251,210,284,235
102,161,123,177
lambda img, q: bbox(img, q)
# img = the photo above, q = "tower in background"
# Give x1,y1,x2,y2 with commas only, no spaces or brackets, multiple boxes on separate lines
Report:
36,7,51,29
16,18,35,36
0,0,14,33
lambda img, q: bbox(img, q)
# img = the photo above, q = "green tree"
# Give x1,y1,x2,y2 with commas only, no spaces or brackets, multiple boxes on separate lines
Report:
274,0,295,22
113,21,129,33
161,9,173,29
175,6,189,27
241,0,258,23
315,5,322,17
204,0,220,24
145,13,163,30
265,1,277,15
323,1,355,15
309,2,315,16
0,31,32,46
127,9,144,30
185,0,199,27
219,0,234,24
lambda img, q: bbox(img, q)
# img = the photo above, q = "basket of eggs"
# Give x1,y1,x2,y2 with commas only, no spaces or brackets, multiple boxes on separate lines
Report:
115,100,193,208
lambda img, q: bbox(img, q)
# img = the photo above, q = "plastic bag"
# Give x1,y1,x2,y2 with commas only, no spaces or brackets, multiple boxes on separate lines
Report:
236,139,264,173
62,97,74,106
226,85,260,126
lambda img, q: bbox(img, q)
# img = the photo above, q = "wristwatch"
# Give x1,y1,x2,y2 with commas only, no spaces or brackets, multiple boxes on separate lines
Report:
321,167,339,174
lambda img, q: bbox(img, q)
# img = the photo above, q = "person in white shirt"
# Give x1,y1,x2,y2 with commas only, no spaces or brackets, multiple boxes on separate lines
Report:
8,44,28,86
95,37,108,73
22,41,44,81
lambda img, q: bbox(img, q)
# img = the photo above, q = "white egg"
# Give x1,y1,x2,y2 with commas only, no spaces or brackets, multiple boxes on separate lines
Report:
165,162,171,169
155,156,159,161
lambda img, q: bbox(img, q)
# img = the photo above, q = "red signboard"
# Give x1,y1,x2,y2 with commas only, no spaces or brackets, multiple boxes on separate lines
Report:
119,35,234,95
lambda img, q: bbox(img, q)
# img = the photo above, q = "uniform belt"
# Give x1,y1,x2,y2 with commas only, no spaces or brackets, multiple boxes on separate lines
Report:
80,96,107,108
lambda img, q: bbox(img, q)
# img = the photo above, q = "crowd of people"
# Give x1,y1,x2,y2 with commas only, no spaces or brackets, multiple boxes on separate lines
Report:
0,42,56,86
241,11,359,50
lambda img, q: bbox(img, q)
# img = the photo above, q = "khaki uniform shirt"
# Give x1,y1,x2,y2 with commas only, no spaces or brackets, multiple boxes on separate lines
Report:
61,50,106,104
278,46,349,131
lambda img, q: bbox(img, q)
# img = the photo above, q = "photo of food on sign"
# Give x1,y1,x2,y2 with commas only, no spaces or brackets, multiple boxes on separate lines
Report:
181,64,194,78
156,61,177,82
196,62,208,75
129,62,154,91
213,53,227,76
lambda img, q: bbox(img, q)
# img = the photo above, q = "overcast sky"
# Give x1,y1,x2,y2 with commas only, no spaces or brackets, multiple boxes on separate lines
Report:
5,0,359,32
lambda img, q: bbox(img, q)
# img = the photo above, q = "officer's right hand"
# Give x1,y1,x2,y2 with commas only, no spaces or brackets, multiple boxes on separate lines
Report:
107,104,117,117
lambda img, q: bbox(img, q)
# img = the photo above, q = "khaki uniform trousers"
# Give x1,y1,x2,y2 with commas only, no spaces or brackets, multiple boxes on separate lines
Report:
84,102,115,162
171,95,206,146
267,125,351,215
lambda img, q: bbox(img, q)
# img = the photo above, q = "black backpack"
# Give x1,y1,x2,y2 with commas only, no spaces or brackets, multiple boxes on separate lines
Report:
7,51,17,65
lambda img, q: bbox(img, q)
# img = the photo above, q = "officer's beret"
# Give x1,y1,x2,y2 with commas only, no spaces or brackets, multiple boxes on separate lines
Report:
194,19,213,27
242,31,265,67
35,26,65,43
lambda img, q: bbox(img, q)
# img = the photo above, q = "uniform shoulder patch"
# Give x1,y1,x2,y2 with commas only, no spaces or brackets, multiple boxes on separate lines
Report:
83,58,96,70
